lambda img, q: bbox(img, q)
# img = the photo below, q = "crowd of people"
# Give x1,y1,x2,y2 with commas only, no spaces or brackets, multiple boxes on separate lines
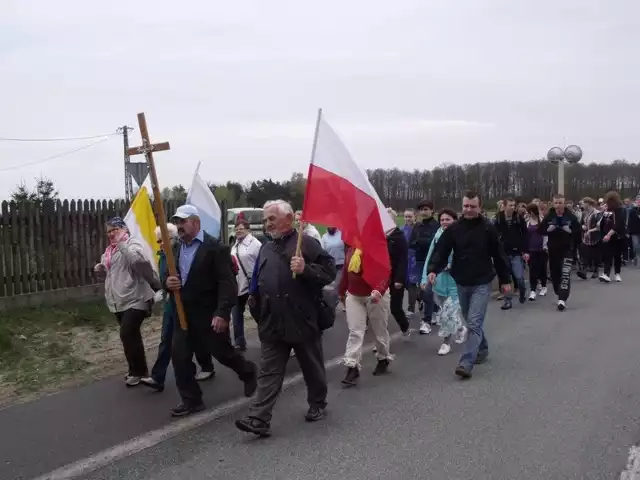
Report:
93,188,639,436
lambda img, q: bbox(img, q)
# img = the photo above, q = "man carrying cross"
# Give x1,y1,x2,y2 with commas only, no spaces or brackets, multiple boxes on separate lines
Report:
165,205,258,416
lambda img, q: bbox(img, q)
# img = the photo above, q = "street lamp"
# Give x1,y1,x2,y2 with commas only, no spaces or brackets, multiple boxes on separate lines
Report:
546,145,583,195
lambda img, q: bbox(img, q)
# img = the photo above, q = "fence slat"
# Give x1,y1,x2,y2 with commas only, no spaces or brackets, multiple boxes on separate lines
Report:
29,202,39,293
42,205,52,291
0,201,7,297
10,202,21,295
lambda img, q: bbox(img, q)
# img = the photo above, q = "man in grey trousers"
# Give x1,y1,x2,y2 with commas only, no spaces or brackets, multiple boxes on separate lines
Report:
235,199,336,437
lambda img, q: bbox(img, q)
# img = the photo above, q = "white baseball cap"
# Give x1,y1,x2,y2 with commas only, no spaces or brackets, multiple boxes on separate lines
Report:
172,204,199,219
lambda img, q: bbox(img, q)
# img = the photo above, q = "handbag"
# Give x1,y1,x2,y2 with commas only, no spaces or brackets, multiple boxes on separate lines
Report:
271,239,337,331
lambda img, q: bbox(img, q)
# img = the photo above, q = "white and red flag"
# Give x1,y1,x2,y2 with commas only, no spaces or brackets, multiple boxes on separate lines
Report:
301,109,395,291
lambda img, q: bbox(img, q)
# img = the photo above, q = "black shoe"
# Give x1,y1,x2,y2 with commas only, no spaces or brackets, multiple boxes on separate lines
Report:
475,351,489,364
235,417,271,437
591,272,598,279
455,365,472,379
577,271,587,280
304,407,326,422
235,345,247,353
243,362,258,397
373,359,390,376
170,402,205,417
501,299,512,310
518,289,527,304
341,367,360,387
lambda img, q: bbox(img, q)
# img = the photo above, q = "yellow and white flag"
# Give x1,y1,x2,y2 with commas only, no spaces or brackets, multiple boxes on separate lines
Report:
124,186,159,272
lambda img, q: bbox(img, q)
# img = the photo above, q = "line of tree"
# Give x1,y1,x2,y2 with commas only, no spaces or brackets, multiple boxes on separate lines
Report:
9,158,640,212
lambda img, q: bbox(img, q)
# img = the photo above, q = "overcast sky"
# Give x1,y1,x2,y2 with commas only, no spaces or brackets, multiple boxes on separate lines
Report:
1,0,638,199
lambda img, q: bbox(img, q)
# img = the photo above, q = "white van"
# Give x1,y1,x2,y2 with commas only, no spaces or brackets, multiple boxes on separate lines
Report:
227,208,266,244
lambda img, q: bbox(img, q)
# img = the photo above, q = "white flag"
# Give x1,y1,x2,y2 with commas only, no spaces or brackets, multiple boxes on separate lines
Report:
186,163,222,239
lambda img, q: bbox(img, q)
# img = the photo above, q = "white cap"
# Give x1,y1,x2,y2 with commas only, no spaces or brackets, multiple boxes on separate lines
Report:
172,204,199,219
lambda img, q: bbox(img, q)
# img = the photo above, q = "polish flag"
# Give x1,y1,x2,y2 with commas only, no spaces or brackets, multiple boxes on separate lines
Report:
302,109,395,291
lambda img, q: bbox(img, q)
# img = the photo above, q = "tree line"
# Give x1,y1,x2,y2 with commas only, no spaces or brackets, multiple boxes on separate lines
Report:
9,158,640,213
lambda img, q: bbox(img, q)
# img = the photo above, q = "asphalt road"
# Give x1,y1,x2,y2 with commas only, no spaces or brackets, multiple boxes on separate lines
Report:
70,270,640,480
0,299,391,480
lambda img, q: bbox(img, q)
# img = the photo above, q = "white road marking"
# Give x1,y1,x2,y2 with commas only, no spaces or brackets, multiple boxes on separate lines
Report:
33,332,403,480
621,445,640,479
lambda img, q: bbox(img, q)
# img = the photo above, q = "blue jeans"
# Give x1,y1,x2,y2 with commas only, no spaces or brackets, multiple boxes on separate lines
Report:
457,283,491,371
505,255,526,300
416,261,438,322
232,293,249,349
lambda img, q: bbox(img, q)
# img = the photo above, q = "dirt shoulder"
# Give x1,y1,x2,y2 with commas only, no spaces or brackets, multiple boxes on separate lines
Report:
0,300,255,408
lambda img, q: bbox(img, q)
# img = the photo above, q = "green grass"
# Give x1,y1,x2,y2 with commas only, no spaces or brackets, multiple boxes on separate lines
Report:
0,300,114,395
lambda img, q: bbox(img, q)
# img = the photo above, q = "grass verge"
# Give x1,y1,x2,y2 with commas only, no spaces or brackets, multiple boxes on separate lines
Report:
0,299,258,408
0,300,160,407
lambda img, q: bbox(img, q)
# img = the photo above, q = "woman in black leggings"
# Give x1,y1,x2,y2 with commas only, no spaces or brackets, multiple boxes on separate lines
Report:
599,191,627,283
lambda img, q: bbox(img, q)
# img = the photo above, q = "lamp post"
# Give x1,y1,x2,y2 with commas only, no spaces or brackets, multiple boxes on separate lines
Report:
546,145,583,195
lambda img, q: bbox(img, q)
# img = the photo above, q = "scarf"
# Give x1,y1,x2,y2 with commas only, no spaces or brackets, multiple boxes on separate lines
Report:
103,217,129,270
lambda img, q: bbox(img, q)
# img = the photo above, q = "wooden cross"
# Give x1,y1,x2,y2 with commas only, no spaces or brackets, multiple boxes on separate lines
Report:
127,112,188,331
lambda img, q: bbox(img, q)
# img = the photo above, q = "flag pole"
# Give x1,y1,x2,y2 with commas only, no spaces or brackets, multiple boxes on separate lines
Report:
294,108,323,279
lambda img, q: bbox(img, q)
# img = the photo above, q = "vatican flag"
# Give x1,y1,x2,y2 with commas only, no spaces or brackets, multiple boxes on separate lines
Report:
124,186,159,272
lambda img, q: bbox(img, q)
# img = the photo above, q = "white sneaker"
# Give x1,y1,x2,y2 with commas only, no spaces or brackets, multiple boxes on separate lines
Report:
195,370,214,381
455,326,468,344
529,291,537,301
438,343,452,356
433,313,441,326
615,274,622,282
539,287,548,296
419,321,431,335
557,300,566,311
405,310,414,318
599,274,611,283
402,329,412,340
125,376,141,387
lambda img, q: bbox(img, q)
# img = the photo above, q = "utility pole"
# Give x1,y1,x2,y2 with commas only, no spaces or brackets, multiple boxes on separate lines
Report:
117,125,134,202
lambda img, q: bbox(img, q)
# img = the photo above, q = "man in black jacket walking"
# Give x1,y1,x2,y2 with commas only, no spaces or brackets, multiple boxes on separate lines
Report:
165,205,258,417
494,197,529,309
409,200,440,334
538,194,581,310
236,200,336,437
386,211,410,335
427,191,511,380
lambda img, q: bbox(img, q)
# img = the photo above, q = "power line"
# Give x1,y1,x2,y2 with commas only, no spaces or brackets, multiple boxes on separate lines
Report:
0,137,114,172
0,132,121,142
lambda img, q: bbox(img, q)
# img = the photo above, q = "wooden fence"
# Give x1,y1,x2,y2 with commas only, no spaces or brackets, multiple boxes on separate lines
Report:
0,199,186,298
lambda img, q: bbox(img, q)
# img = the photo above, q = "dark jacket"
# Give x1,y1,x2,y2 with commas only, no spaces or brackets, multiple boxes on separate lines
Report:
164,232,238,329
409,217,440,262
627,207,640,235
599,206,626,239
538,208,581,252
427,216,510,287
255,230,336,343
494,212,529,255
387,227,408,286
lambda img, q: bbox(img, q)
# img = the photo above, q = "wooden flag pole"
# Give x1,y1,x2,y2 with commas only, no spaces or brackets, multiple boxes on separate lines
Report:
127,112,188,330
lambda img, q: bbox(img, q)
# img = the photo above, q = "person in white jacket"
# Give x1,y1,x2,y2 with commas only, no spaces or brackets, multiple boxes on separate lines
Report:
230,220,263,351
94,217,161,387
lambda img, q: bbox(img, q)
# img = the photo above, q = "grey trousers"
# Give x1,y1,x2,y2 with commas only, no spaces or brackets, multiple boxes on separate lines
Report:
248,336,327,424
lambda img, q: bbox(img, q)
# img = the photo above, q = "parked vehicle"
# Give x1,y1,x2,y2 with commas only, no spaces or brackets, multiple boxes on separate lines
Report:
227,208,266,244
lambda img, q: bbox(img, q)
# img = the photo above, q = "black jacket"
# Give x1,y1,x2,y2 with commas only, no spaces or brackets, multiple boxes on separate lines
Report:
427,216,510,287
165,232,238,329
409,217,440,262
387,227,408,286
627,207,640,235
494,212,529,255
538,208,581,252
255,230,336,343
